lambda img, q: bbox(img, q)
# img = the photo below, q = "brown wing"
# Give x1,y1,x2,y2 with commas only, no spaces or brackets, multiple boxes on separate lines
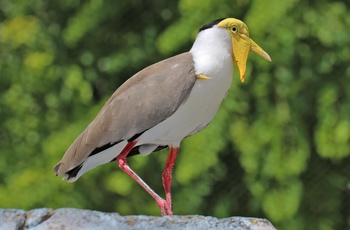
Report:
54,52,196,175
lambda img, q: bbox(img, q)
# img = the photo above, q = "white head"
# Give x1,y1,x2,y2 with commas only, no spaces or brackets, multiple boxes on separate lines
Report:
192,18,271,82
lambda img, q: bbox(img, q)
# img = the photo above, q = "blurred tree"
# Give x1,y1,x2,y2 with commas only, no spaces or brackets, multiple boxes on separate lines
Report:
0,0,349,230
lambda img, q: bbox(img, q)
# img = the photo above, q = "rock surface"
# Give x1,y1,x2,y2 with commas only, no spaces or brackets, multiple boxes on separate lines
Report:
0,208,276,230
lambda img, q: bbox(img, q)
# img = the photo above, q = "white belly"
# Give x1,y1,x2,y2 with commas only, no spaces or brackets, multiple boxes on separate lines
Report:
137,72,232,147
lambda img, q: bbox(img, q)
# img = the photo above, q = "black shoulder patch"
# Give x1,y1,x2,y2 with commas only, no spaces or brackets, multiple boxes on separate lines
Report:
199,18,226,32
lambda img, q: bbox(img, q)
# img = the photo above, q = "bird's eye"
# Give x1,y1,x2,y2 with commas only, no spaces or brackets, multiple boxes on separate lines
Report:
231,26,238,33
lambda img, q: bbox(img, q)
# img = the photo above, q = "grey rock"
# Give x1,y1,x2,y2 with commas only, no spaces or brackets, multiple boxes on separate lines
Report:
25,209,54,229
0,208,276,230
0,209,26,230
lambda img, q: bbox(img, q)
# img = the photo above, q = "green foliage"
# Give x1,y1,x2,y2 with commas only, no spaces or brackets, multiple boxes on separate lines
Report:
1,1,350,230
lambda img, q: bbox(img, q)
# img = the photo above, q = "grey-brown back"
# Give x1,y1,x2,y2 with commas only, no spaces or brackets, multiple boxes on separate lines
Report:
54,52,196,175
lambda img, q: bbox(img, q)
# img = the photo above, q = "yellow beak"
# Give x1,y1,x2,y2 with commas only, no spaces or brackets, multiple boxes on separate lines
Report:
232,34,271,82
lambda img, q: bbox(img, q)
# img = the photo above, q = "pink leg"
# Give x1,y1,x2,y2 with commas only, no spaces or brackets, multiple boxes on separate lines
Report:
116,141,173,216
162,146,179,212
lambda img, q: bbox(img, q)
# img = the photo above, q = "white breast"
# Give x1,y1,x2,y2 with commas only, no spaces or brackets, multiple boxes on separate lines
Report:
137,26,233,148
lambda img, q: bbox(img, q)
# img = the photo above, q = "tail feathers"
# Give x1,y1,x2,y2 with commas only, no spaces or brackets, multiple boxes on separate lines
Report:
55,140,128,182
65,164,83,181
54,162,82,182
54,141,168,182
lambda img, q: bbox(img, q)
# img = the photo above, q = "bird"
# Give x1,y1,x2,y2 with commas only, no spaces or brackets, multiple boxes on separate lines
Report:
54,17,271,216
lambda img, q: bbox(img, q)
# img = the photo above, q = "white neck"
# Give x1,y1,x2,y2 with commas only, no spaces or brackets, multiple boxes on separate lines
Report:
190,27,233,77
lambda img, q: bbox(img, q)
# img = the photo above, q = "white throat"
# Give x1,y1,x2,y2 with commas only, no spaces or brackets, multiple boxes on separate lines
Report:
190,26,233,77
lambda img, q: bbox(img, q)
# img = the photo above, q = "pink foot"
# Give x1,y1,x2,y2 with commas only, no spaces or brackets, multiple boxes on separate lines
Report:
156,198,173,216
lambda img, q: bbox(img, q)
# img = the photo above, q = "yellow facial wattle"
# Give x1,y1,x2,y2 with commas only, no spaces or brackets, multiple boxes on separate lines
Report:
217,18,271,82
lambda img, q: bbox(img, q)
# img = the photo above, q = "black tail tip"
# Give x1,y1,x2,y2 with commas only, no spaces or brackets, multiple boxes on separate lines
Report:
54,162,62,175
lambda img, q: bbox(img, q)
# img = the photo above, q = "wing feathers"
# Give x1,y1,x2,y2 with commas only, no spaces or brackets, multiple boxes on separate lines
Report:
54,52,196,177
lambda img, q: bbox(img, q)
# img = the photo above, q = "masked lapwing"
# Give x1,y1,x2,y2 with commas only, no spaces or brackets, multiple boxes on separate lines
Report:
54,18,271,216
